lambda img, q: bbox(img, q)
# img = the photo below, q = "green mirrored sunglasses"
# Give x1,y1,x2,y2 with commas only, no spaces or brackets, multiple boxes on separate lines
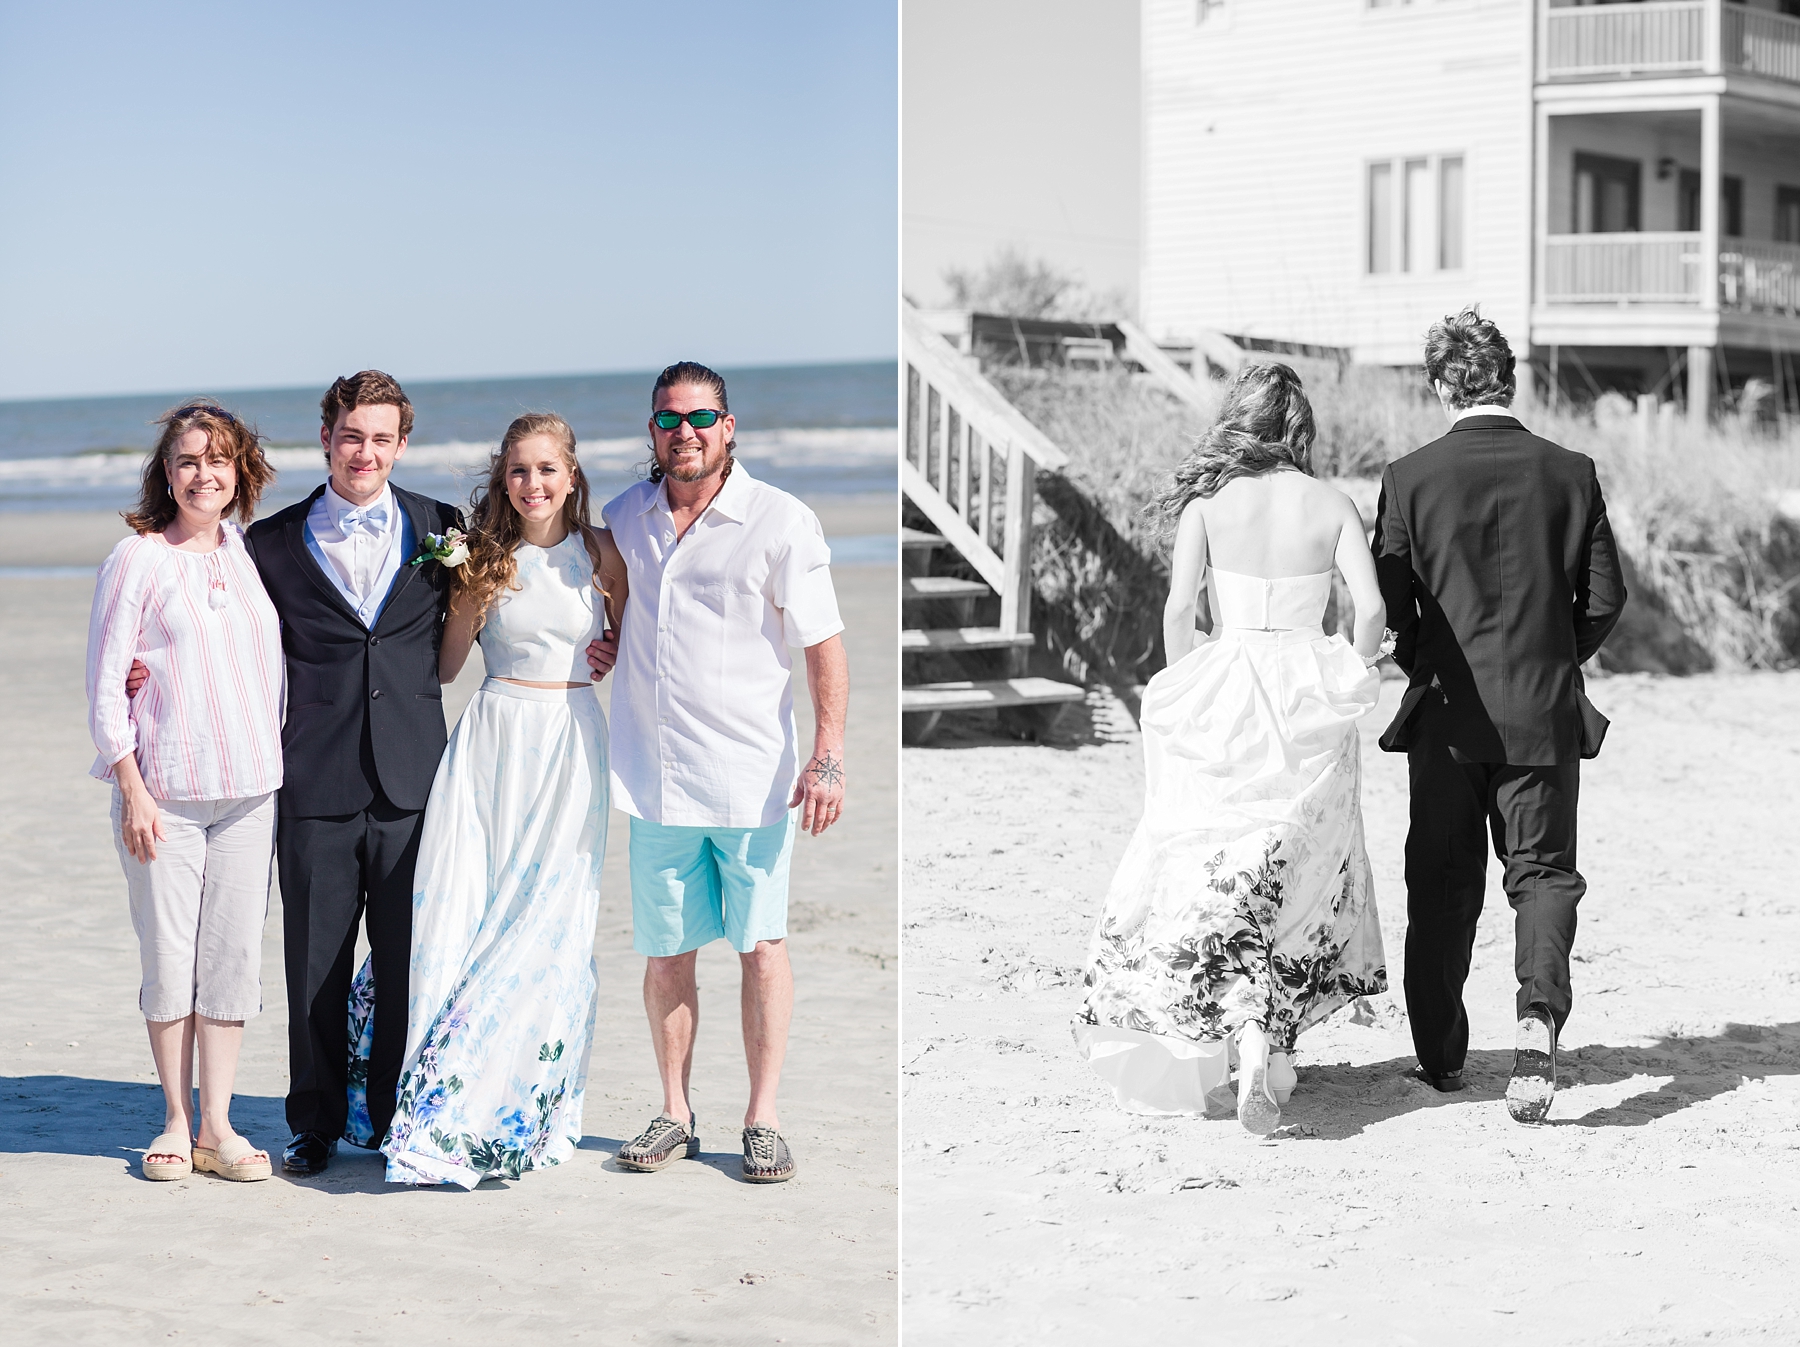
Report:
652,408,724,430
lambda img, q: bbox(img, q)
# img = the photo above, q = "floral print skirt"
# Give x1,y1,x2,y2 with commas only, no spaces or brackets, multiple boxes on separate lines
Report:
1075,627,1388,1116
376,680,610,1187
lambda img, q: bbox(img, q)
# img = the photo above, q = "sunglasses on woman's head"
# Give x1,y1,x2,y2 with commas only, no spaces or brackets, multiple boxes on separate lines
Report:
174,404,236,424
652,409,724,430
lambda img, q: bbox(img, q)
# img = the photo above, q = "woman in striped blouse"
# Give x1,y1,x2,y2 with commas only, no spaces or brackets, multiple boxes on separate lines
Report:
86,400,284,1183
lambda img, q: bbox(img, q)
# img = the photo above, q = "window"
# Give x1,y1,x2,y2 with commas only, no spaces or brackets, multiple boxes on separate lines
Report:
1366,152,1465,274
1779,186,1800,245
1678,169,1745,236
1575,153,1640,233
1368,162,1394,273
1439,156,1466,269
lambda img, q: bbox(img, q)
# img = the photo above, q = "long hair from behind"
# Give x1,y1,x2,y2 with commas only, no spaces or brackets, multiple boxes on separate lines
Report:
1147,361,1317,541
456,413,615,630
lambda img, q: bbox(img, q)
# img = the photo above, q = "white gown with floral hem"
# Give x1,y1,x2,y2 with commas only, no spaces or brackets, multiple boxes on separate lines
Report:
1075,567,1387,1117
358,534,610,1186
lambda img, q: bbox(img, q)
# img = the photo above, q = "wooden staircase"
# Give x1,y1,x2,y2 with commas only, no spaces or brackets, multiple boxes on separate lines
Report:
901,307,1085,744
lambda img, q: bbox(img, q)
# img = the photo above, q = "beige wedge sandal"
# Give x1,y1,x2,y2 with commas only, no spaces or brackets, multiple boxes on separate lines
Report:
192,1135,272,1182
142,1133,193,1181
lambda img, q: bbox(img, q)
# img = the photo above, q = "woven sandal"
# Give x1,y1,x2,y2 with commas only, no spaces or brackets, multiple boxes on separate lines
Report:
142,1132,192,1182
741,1125,795,1183
192,1135,272,1182
616,1113,699,1173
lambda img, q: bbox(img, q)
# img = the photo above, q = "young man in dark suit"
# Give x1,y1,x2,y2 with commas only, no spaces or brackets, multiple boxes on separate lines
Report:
249,372,460,1175
1373,310,1626,1124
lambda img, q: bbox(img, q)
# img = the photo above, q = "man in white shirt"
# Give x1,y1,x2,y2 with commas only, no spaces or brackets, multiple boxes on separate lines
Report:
601,361,848,1184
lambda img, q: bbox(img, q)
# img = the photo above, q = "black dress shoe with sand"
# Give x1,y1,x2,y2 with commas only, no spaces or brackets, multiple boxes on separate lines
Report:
1506,1008,1558,1124
1412,1065,1467,1093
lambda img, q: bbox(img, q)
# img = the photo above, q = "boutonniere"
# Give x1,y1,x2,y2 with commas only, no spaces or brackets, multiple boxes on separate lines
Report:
410,528,470,568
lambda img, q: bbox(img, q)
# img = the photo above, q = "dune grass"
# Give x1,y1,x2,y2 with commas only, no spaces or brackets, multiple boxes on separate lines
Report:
993,362,1800,682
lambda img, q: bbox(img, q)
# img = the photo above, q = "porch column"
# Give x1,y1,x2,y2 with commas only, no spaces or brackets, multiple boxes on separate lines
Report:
1694,95,1721,424
1530,103,1552,407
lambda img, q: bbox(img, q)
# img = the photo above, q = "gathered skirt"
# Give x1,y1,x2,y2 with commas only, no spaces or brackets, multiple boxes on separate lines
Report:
1075,627,1388,1116
372,679,610,1187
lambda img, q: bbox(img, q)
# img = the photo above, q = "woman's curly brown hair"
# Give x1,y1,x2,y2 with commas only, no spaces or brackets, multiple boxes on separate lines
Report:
455,413,617,630
123,400,273,535
1147,361,1316,541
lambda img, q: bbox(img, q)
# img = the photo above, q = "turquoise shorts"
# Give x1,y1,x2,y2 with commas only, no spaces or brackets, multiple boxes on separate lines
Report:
629,813,796,957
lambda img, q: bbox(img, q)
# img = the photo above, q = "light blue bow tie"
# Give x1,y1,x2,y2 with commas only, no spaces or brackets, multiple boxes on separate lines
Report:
340,503,389,535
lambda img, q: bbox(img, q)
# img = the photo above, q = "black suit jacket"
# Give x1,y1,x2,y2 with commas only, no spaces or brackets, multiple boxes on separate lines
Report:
245,483,461,817
1372,414,1626,765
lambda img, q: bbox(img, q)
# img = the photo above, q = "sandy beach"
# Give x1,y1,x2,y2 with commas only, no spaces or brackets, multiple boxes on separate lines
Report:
901,674,1800,1345
0,496,898,1346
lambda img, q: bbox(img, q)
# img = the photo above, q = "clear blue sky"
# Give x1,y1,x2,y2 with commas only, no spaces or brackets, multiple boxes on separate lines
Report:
0,2,897,401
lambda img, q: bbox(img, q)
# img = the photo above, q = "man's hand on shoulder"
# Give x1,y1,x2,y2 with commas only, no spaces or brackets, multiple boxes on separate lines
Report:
790,746,845,836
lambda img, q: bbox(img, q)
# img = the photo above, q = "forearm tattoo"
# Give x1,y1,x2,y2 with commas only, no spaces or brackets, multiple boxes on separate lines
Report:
808,751,844,790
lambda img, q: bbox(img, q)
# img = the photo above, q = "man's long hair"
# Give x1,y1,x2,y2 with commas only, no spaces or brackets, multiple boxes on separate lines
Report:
646,360,736,484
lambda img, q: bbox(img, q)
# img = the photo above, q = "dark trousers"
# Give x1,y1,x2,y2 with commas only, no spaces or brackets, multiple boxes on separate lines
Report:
1403,732,1584,1077
277,789,423,1142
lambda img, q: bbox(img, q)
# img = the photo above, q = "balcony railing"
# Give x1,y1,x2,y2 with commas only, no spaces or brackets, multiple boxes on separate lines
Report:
1541,1,1800,85
1543,233,1800,315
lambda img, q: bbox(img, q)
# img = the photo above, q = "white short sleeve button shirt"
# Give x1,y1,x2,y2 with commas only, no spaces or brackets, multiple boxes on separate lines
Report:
602,463,843,829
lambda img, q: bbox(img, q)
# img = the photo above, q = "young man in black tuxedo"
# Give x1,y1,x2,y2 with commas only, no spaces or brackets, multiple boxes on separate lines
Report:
1372,310,1626,1124
243,372,468,1175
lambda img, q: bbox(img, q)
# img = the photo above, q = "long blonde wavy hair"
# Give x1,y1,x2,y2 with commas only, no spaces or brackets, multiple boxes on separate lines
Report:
1147,362,1317,542
455,413,616,629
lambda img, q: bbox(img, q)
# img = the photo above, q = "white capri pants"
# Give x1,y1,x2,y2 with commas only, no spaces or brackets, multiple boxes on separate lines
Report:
111,790,276,1022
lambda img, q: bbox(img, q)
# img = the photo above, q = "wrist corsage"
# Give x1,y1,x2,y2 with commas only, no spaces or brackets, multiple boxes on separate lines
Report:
410,528,470,568
1362,627,1398,668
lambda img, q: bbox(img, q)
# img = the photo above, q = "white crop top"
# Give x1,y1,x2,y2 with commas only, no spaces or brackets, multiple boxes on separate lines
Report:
478,533,607,683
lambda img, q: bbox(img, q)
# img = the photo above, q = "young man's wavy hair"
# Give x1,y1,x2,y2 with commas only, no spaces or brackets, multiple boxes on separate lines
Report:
319,369,415,460
1147,361,1316,541
1423,306,1516,410
124,400,274,534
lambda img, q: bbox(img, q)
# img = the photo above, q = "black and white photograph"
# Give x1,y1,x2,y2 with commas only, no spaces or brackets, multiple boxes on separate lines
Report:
900,1,1800,1341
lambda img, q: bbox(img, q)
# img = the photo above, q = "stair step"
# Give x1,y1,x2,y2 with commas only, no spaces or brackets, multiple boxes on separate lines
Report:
903,576,990,601
901,627,1037,652
901,527,947,550
902,677,1087,713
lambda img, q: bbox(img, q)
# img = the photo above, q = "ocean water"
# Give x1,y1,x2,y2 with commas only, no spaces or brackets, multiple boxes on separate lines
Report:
0,361,897,520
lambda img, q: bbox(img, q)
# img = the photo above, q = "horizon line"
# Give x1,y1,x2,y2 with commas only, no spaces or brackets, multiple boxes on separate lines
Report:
0,354,901,410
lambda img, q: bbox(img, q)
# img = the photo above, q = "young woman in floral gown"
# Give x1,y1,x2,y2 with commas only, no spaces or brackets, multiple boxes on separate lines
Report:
1075,363,1390,1136
353,413,628,1185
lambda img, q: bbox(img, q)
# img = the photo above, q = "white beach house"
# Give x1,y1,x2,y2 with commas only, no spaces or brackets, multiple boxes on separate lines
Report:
1141,0,1800,416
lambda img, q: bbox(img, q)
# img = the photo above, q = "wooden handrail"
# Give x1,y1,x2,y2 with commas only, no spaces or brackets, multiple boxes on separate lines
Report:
902,306,1068,471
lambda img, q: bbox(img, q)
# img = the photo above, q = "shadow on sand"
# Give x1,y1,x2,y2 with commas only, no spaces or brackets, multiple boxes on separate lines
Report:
0,1078,759,1187
1272,1020,1800,1141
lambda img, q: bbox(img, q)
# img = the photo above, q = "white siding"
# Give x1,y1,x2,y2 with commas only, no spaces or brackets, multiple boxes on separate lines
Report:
1142,0,1535,365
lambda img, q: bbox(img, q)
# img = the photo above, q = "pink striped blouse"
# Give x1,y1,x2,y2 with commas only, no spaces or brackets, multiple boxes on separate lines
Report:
86,524,285,802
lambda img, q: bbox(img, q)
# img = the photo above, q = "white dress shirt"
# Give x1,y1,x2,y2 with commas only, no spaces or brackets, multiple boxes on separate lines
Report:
602,463,843,829
304,482,411,628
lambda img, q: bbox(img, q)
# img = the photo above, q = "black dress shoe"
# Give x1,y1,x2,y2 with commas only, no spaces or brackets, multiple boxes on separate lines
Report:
1506,1007,1557,1124
282,1131,339,1176
1412,1065,1467,1093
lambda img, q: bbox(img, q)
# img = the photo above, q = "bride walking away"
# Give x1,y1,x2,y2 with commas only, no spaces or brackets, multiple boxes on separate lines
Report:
1075,363,1390,1136
377,413,628,1187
